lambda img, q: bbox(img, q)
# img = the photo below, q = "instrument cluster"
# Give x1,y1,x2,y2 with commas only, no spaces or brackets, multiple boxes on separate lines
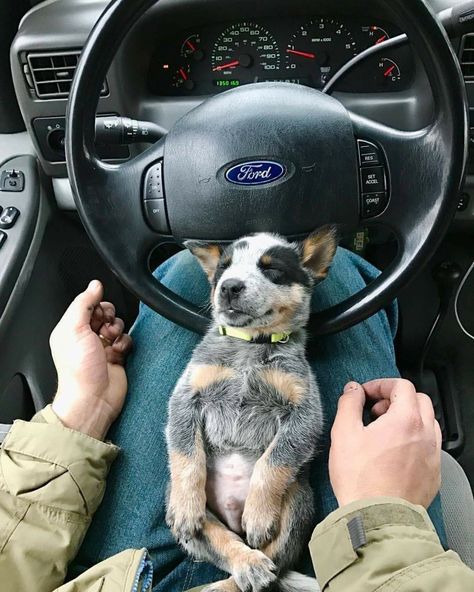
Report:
149,17,414,96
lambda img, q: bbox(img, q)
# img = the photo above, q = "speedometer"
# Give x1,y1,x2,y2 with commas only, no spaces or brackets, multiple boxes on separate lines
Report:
211,22,280,87
285,18,358,88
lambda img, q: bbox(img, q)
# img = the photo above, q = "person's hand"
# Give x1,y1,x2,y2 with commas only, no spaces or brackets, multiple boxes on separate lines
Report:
50,280,132,440
329,378,442,508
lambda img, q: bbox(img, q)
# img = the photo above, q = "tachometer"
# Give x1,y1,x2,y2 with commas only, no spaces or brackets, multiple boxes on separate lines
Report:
285,18,358,87
211,22,280,84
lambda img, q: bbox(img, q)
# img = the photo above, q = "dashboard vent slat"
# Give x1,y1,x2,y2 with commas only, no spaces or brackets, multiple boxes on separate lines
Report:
27,50,108,99
460,34,474,81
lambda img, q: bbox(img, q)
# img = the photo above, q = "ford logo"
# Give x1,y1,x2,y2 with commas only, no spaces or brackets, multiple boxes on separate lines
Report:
225,160,286,186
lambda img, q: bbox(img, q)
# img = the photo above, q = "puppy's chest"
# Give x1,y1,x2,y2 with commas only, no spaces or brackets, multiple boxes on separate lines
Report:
195,360,303,451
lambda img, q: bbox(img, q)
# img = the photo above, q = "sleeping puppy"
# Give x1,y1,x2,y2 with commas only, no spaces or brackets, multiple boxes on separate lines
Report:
165,226,338,592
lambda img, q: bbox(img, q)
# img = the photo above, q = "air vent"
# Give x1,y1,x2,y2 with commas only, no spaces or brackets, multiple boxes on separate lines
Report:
460,34,474,80
26,51,108,99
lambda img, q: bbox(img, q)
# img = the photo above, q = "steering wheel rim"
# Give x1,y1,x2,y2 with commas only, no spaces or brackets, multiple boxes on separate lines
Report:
66,0,468,336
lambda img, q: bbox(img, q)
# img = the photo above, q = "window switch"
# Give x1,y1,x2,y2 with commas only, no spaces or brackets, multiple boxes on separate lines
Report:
0,207,20,229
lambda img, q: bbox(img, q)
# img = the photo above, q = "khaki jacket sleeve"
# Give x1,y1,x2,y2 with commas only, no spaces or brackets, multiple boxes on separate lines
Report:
309,497,474,591
0,405,121,591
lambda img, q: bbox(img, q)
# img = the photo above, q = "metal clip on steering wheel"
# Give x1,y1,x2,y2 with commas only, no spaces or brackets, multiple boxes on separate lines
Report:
66,0,468,336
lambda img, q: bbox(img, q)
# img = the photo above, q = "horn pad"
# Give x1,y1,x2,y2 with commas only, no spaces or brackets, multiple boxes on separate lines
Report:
163,82,360,240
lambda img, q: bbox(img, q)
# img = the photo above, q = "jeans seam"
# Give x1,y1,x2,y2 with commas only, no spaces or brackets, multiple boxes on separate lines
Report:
181,557,195,592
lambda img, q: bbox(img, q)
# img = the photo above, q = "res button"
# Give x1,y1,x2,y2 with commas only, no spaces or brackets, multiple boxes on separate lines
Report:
357,140,382,167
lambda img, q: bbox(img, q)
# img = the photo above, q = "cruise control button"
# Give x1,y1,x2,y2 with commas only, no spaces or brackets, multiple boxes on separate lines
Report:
362,192,388,218
360,166,386,194
0,207,20,229
358,140,381,167
144,161,164,200
144,199,170,233
0,231,6,250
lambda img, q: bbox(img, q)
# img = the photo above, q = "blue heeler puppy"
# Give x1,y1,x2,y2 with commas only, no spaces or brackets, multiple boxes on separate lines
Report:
165,226,338,592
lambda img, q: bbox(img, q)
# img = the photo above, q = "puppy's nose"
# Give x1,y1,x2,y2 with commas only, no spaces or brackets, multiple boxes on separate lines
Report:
220,279,245,302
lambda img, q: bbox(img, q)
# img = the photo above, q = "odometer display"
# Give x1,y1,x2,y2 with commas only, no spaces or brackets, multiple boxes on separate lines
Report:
211,22,280,83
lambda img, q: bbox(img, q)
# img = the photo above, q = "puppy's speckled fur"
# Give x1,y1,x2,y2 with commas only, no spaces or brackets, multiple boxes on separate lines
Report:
166,227,337,592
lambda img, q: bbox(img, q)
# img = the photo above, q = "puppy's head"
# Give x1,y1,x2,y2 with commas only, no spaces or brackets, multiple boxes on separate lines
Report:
185,226,337,335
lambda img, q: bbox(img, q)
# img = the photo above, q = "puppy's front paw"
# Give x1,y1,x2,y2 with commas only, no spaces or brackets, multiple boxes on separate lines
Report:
232,549,277,592
242,498,280,549
166,491,206,542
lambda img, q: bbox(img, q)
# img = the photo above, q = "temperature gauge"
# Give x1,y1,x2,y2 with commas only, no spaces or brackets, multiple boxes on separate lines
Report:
181,34,204,61
377,58,401,86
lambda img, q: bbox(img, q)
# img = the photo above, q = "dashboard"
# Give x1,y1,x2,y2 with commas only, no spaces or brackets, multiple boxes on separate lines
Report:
149,17,414,96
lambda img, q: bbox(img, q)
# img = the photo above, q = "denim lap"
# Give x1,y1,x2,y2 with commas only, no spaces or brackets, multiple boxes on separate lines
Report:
72,248,446,591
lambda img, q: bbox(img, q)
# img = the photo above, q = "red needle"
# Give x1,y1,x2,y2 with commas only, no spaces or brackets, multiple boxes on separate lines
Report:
213,60,240,72
384,65,396,77
179,68,188,81
375,35,387,44
286,48,316,59
186,40,196,51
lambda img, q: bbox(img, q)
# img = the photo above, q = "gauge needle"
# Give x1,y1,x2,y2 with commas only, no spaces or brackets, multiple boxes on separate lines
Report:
213,60,240,72
375,35,387,44
186,40,196,51
286,48,316,59
179,68,188,80
384,65,396,77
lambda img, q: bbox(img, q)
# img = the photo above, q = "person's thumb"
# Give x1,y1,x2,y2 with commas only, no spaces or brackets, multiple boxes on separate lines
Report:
62,280,104,332
332,382,366,431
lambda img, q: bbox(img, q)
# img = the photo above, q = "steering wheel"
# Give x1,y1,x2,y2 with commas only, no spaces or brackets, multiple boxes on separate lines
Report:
66,0,467,336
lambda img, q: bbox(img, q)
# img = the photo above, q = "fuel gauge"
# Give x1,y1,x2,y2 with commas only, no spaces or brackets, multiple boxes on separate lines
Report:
377,58,401,87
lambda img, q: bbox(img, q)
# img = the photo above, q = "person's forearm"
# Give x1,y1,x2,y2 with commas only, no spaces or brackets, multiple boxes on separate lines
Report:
309,498,474,591
0,406,118,591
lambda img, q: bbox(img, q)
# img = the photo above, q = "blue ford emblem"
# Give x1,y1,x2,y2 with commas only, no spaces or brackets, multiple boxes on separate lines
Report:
225,160,286,186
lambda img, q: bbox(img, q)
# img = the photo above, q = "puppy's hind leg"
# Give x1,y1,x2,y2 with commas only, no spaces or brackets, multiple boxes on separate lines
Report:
262,480,319,592
182,511,277,592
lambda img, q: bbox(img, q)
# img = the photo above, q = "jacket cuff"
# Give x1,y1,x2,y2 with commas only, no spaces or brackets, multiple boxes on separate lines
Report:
309,497,438,590
1,405,119,515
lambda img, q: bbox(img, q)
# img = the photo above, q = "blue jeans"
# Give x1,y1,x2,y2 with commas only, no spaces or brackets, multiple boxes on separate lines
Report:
71,248,446,590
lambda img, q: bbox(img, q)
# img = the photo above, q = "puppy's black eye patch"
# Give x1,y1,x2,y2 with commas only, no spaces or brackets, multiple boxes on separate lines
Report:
258,247,310,287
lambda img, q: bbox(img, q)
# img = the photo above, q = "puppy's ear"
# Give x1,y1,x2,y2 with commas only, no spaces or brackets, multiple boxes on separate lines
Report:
184,241,223,280
299,225,338,281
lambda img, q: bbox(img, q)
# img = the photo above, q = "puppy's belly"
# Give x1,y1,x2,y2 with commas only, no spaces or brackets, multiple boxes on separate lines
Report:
206,453,255,534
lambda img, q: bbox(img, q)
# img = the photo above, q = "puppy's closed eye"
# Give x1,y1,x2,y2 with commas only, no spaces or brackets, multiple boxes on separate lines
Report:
260,263,284,283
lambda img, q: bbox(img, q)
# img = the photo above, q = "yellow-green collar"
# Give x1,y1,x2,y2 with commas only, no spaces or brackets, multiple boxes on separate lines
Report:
218,326,291,344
